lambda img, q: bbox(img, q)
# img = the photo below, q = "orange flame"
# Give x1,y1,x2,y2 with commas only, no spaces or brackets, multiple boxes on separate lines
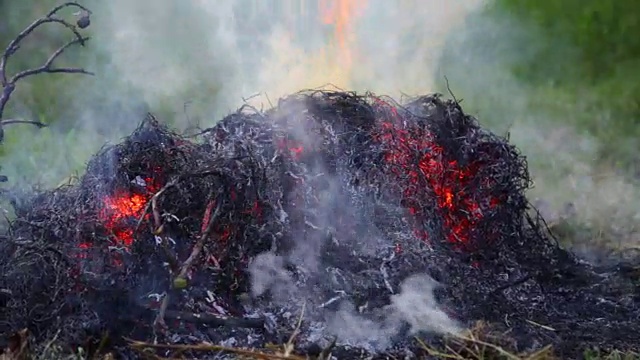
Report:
319,0,367,69
246,0,368,105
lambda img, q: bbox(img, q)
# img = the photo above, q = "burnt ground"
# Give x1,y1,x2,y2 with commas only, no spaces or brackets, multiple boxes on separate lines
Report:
0,91,639,359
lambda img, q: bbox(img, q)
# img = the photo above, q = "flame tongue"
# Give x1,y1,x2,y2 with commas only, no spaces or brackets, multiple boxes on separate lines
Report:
319,0,367,69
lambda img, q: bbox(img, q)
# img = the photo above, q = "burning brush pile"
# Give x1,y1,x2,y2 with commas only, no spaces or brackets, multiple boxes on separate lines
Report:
1,91,639,359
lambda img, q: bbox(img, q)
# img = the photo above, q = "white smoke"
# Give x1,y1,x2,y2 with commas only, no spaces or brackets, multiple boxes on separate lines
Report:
327,274,461,350
250,253,462,351
248,252,295,303
242,89,461,348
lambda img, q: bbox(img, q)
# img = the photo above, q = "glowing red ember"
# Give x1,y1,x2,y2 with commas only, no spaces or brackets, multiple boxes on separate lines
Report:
372,98,500,250
99,177,159,246
276,137,305,160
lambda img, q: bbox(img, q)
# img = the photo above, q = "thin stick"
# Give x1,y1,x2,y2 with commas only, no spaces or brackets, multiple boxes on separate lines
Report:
154,293,170,329
163,310,264,329
11,37,93,84
134,179,178,233
0,119,48,127
443,75,460,104
126,339,307,360
174,199,221,280
155,196,221,326
46,2,92,18
283,301,306,357
451,334,521,360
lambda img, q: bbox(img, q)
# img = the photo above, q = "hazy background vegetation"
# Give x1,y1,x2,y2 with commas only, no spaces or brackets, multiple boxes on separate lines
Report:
1,0,639,252
434,0,640,255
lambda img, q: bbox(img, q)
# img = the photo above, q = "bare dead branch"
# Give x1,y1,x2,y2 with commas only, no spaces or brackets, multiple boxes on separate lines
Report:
126,338,306,360
163,309,265,329
12,37,94,83
47,2,92,18
0,2,93,126
1,17,88,85
0,119,47,128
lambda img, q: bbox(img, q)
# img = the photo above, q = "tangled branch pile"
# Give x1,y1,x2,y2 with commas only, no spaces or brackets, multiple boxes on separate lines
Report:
0,91,639,359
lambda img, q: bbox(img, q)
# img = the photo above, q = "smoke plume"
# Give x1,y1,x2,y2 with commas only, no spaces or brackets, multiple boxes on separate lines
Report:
3,0,485,186
240,94,463,349
326,274,461,351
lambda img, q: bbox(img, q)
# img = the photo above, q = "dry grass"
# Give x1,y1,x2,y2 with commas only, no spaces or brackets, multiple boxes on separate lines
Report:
418,322,556,360
3,320,640,360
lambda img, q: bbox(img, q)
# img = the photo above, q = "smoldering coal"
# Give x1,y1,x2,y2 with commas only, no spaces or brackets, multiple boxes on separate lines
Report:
1,90,639,359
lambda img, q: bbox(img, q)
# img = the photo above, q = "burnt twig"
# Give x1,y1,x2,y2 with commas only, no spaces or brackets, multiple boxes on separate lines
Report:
154,292,171,330
138,182,180,271
489,274,533,295
175,198,222,281
163,310,264,329
159,199,221,325
134,178,178,232
443,75,460,104
0,119,48,128
135,178,179,329
283,301,306,357
154,195,222,327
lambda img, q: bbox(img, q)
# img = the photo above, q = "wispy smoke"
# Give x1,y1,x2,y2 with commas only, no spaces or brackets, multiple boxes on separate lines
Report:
250,251,461,351
89,0,490,116
243,94,461,349
248,252,295,303
326,274,461,350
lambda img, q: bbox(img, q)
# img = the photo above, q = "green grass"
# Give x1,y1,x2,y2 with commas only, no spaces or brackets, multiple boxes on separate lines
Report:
484,0,640,167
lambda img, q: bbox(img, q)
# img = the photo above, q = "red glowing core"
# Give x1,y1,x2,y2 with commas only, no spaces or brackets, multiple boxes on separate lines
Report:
98,177,159,247
372,99,500,249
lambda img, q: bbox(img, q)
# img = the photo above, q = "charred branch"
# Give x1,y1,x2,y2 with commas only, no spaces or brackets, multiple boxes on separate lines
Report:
163,310,265,329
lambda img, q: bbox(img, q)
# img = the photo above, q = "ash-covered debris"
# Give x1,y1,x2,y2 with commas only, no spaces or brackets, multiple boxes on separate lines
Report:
0,91,639,359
